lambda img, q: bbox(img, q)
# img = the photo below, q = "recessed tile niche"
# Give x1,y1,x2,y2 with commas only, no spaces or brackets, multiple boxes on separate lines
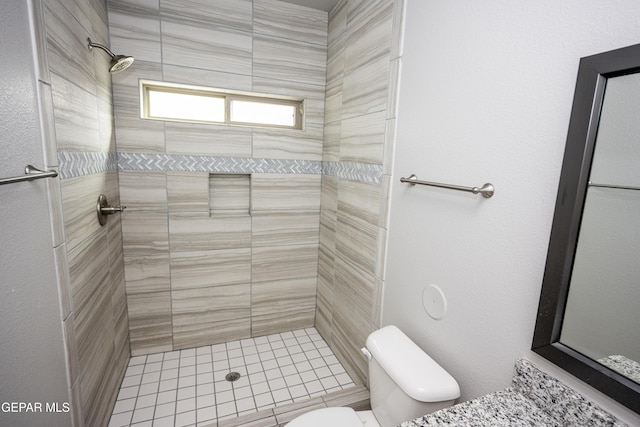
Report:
209,173,251,216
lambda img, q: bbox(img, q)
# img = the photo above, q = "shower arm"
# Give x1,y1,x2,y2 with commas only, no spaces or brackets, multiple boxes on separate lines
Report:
87,38,116,59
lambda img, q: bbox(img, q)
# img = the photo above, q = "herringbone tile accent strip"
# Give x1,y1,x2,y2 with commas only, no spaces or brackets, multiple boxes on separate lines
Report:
322,161,383,185
58,152,383,185
58,151,118,179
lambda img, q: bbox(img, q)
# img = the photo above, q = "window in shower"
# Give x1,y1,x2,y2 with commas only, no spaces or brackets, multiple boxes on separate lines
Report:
140,80,304,129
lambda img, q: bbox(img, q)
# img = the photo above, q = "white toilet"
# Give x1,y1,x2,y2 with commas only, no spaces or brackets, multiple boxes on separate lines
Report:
286,325,460,427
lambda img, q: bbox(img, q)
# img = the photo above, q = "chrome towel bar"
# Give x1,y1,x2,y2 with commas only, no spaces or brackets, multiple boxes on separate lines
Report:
400,174,495,198
0,165,58,186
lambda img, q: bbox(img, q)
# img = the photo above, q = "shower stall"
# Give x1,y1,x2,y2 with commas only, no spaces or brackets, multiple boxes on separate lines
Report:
0,0,404,425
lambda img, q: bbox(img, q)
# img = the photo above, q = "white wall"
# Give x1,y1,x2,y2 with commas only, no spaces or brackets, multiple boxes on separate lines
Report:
383,0,640,424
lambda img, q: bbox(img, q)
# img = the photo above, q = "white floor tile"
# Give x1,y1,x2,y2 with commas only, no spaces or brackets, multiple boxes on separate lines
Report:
109,411,133,427
152,415,174,427
110,328,355,427
131,406,154,424
154,402,175,419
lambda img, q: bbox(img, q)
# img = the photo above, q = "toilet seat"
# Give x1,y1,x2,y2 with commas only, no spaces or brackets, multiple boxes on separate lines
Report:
285,407,364,427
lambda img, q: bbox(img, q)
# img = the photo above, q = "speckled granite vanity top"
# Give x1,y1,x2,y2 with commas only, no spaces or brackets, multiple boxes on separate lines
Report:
399,359,627,427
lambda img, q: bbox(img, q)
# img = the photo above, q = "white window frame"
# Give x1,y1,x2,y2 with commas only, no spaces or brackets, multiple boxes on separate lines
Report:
140,80,304,130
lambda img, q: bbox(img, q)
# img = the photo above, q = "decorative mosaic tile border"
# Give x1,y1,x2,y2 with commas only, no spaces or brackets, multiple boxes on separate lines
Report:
58,152,384,185
58,151,118,180
117,152,322,175
322,161,383,185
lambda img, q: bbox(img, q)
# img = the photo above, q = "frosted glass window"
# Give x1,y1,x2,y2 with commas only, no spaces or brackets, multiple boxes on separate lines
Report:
147,90,224,123
141,80,303,129
230,100,297,127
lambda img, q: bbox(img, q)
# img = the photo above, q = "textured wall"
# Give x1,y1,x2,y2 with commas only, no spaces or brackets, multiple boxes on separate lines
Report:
384,0,640,423
43,0,130,424
108,0,329,355
316,0,404,385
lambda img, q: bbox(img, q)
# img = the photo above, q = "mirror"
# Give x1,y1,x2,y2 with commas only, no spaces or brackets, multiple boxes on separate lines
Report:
532,42,640,415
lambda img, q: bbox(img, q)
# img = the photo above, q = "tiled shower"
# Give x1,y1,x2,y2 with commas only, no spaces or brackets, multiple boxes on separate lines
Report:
40,0,404,425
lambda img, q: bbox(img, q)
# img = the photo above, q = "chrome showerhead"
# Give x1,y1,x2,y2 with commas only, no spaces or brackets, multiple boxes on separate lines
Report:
87,38,134,74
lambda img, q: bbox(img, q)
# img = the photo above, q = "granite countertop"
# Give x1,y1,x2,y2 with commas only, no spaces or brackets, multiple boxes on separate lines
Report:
399,359,627,427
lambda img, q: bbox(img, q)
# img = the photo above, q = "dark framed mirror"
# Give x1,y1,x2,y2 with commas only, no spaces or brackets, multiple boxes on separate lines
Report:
532,42,640,415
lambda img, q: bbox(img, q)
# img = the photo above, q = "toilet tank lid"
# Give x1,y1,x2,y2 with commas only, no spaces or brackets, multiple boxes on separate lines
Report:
366,325,460,402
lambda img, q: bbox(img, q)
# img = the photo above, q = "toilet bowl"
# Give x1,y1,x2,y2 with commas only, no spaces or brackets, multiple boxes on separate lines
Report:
286,325,460,427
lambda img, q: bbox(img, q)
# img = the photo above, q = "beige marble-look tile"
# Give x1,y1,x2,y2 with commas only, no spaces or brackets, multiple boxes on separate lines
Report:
160,0,252,32
107,215,126,300
252,124,323,161
254,0,327,46
67,228,109,354
216,411,278,427
107,0,162,63
118,171,167,210
335,213,377,284
325,130,343,167
127,291,173,355
319,212,337,256
124,254,171,294
339,110,386,164
251,210,320,248
111,60,165,153
167,172,209,213
121,210,169,256
252,244,318,283
44,0,96,95
321,175,338,216
337,179,380,226
328,0,347,41
171,284,251,349
165,121,252,157
251,174,321,212
315,274,334,342
162,19,252,75
97,97,116,153
170,248,251,290
61,174,106,251
169,213,251,252
253,34,326,86
251,277,316,336
342,53,390,120
209,174,251,215
50,73,101,152
163,64,252,92
344,0,393,74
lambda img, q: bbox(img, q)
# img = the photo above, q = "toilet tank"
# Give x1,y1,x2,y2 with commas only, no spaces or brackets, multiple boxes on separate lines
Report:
365,326,460,427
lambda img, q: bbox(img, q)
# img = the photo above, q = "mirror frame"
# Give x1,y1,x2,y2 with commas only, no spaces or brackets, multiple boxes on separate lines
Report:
532,42,640,415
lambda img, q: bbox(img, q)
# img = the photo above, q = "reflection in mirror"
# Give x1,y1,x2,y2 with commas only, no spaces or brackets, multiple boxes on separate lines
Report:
559,72,640,385
532,43,640,416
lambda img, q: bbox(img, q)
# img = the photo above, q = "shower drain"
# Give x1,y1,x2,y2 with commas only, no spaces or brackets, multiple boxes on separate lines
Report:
225,372,241,382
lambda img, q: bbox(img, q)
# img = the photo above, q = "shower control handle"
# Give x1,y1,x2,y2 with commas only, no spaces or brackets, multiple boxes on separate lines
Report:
96,194,126,226
100,206,125,214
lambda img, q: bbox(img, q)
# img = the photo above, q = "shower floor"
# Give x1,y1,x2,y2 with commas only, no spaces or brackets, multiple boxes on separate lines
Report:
108,327,357,427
